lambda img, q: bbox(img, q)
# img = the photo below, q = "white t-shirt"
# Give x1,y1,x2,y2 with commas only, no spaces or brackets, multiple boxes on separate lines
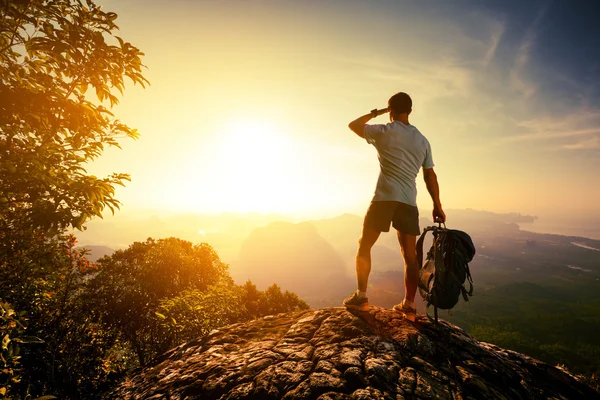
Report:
364,121,434,206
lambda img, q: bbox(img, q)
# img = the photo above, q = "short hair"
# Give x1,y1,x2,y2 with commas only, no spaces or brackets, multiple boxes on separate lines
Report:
388,92,412,114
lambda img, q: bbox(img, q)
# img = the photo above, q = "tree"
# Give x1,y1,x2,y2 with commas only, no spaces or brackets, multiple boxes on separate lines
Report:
0,234,112,399
0,0,148,234
0,301,41,398
156,281,247,351
86,238,231,366
156,281,310,348
87,238,312,369
0,1,147,397
240,281,309,318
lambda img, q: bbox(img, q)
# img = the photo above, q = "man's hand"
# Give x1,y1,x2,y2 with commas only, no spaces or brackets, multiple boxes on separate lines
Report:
371,107,390,118
433,205,446,223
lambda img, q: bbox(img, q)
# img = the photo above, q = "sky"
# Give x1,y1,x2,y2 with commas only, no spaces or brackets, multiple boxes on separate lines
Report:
88,0,600,223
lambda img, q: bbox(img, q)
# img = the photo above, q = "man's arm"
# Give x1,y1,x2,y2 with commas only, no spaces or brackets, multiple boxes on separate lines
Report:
348,108,389,138
423,167,446,223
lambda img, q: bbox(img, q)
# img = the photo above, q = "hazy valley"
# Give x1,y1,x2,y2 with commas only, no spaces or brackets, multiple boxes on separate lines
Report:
77,208,600,304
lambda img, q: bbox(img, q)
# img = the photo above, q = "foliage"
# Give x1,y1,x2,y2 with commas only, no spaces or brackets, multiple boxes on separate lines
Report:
470,325,541,357
240,281,309,318
2,230,311,398
0,301,43,398
86,237,232,367
0,0,148,234
156,281,310,349
87,237,311,372
156,281,246,347
1,1,147,394
449,282,600,377
0,233,119,399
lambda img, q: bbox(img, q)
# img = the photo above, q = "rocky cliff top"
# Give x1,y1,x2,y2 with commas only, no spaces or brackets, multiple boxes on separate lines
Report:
110,307,599,399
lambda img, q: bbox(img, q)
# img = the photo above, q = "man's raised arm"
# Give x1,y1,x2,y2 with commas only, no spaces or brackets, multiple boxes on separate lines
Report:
423,167,446,223
348,108,389,138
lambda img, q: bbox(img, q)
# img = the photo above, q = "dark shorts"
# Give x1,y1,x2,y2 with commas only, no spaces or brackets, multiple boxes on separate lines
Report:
363,201,420,235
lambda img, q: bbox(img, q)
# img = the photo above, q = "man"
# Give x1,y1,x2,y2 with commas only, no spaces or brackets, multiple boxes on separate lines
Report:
343,92,445,321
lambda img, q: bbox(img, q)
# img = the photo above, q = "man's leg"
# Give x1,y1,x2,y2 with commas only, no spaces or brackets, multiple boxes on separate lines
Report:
397,231,419,303
344,203,389,311
356,226,381,293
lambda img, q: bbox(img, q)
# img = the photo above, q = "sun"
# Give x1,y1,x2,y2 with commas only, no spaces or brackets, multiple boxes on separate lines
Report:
209,119,298,213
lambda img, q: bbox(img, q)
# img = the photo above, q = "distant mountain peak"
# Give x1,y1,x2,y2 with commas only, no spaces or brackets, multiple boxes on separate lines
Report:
234,221,351,300
75,245,115,262
109,307,598,399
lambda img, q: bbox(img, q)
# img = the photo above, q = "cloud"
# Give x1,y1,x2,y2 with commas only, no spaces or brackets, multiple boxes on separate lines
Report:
483,21,505,68
491,110,600,150
509,2,551,98
559,135,600,151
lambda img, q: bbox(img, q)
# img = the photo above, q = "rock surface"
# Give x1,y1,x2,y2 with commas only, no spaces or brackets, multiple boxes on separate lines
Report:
109,307,599,399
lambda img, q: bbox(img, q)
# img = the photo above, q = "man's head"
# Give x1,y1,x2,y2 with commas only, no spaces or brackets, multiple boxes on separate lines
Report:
388,92,412,121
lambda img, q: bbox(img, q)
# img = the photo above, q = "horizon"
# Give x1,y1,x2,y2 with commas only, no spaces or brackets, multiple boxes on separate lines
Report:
76,206,600,251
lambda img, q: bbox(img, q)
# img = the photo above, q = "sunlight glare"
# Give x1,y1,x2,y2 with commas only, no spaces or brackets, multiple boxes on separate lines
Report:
212,119,296,213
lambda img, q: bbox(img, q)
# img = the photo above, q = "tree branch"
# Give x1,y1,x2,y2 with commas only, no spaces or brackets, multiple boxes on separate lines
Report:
0,0,33,55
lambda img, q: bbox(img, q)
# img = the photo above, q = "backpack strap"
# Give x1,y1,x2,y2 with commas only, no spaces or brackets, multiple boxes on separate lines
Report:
460,286,470,302
424,302,438,324
465,264,474,296
416,226,436,268
447,269,470,302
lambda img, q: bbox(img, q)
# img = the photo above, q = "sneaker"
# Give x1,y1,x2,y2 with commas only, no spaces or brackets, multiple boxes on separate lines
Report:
393,300,417,322
343,292,369,312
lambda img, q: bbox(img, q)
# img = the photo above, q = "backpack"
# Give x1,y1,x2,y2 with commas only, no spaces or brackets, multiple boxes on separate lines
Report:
416,224,476,322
